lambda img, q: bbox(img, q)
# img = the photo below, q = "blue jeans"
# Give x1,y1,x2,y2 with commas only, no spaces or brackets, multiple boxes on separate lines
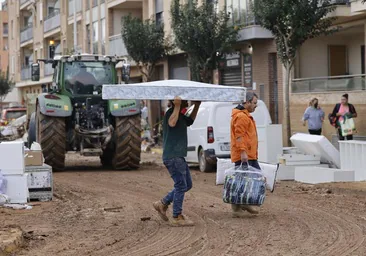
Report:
162,157,192,217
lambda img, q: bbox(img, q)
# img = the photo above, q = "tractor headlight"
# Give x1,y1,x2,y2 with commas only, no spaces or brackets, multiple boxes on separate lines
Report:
105,57,111,62
67,57,75,62
111,57,117,63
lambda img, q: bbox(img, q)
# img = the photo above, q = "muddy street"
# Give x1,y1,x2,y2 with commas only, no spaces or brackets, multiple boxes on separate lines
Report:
2,152,366,256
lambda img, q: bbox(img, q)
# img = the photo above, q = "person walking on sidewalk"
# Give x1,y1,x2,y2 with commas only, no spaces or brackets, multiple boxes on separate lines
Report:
230,92,261,217
302,98,325,135
153,97,201,226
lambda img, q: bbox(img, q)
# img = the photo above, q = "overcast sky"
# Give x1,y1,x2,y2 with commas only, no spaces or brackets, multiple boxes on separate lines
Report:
0,0,4,11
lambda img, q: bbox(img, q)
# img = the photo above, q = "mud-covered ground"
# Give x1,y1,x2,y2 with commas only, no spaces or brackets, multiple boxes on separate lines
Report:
2,152,366,256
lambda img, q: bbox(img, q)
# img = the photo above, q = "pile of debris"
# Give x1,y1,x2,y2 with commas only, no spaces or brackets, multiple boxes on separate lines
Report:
0,141,53,209
0,115,27,142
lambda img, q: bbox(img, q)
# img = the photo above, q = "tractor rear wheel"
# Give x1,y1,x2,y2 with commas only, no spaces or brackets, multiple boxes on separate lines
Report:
36,105,66,170
112,115,141,170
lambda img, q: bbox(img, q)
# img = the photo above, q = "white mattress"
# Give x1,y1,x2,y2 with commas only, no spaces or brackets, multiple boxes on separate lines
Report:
102,79,246,102
290,133,340,168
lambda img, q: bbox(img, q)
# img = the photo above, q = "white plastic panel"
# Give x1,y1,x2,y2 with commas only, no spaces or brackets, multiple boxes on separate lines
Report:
295,167,354,184
339,140,366,181
257,124,283,164
0,141,25,170
290,133,340,168
277,164,329,181
4,174,29,204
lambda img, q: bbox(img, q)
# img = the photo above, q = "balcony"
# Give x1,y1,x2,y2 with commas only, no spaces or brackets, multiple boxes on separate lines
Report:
20,0,29,4
68,0,82,16
108,34,128,57
44,10,61,33
44,63,54,77
20,25,33,44
21,66,31,81
292,75,366,93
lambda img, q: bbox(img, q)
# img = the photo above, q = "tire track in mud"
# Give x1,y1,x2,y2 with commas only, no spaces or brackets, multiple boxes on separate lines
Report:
42,157,366,256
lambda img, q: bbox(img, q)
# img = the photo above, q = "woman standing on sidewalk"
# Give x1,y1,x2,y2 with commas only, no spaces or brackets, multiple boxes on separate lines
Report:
331,94,357,141
302,98,325,135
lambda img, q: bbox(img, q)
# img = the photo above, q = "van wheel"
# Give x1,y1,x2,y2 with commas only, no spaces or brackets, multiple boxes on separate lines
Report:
199,148,214,172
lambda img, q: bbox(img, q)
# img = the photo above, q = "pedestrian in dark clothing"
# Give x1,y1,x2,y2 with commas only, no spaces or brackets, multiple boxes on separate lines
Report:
153,96,201,226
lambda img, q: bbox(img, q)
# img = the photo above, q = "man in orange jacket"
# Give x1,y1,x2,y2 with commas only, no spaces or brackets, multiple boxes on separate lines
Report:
230,92,260,217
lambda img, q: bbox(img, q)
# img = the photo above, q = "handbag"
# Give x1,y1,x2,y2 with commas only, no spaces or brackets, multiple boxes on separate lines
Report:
340,116,356,137
222,165,266,206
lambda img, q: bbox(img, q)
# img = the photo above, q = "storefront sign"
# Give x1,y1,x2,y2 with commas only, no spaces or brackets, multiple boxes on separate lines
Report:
243,53,252,88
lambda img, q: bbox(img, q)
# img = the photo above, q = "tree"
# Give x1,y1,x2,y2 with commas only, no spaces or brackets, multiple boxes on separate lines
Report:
170,0,238,83
0,68,14,111
253,0,337,145
121,15,173,82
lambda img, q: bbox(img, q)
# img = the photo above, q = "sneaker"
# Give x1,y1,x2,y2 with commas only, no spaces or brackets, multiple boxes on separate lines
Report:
170,215,194,227
242,205,259,215
153,201,169,221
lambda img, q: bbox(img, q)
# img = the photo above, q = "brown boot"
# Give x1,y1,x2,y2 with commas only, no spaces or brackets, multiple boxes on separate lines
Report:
153,201,169,221
242,205,259,215
170,215,194,227
231,204,245,218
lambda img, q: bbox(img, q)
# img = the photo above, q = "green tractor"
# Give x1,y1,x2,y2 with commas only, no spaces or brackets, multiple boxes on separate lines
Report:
28,54,141,170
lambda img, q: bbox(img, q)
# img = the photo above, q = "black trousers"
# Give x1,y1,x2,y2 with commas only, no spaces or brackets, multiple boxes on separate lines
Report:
338,128,353,141
309,129,322,135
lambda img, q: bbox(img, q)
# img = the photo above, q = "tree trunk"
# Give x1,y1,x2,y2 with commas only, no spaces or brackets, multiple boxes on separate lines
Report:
284,66,292,146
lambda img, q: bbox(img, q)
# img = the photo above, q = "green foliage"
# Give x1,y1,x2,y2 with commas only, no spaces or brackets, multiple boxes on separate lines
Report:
121,15,174,81
0,69,14,101
253,0,337,69
170,0,238,82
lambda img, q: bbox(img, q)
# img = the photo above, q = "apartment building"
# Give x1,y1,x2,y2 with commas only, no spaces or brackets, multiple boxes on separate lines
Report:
0,6,8,73
290,0,366,143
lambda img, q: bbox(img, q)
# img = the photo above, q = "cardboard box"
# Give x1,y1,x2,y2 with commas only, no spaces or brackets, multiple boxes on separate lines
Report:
24,150,43,166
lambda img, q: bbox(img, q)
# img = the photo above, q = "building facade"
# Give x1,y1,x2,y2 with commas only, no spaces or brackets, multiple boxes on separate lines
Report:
291,0,366,143
0,7,8,73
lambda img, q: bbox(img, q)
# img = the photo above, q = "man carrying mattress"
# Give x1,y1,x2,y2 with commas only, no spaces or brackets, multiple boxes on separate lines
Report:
230,92,261,217
153,96,201,226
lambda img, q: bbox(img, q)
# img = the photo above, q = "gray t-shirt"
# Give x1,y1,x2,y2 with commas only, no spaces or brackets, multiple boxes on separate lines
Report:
303,107,325,130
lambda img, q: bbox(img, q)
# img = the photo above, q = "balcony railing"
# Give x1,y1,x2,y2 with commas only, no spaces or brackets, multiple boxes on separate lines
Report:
93,42,98,54
330,0,349,5
21,66,31,81
20,24,33,43
68,0,82,16
109,34,128,56
44,10,61,33
44,63,54,76
20,0,29,5
292,74,366,93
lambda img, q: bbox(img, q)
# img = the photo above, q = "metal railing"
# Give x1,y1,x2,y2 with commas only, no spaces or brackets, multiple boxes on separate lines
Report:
21,66,31,80
20,24,33,43
109,34,128,56
44,10,61,33
93,42,98,54
44,63,54,76
292,74,366,93
68,0,82,16
20,0,29,5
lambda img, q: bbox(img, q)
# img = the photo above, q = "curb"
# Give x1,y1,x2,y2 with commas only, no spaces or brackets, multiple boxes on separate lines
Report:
0,227,23,256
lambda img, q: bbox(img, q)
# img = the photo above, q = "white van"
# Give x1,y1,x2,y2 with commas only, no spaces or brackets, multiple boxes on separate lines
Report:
185,100,271,172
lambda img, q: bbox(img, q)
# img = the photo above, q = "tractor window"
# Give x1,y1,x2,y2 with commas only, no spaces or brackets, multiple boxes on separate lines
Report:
64,61,113,95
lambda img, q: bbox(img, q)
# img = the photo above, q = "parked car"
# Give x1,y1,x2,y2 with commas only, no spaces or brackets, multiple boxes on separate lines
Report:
0,106,27,126
185,100,271,172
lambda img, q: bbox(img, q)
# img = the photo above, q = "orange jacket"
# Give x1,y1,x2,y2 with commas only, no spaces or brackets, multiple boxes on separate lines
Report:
230,107,258,162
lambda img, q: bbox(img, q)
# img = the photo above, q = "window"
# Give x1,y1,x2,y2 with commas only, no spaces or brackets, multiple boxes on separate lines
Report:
3,23,8,35
92,21,98,54
155,0,163,26
101,19,106,55
226,0,253,26
11,20,13,39
86,24,91,53
92,0,98,7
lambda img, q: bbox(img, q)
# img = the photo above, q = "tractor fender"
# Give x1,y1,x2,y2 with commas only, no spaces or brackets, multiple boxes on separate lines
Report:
37,93,73,117
108,99,141,117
